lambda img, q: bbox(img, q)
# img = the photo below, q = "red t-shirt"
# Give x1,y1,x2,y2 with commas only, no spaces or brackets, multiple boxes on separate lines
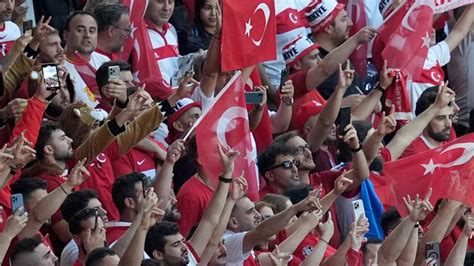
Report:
106,221,130,244
312,146,338,173
288,70,327,130
176,175,214,237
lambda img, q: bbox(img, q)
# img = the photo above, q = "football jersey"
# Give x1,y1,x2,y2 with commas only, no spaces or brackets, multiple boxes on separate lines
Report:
0,21,21,60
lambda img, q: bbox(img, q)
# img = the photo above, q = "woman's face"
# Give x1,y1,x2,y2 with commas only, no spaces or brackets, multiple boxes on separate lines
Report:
200,0,218,28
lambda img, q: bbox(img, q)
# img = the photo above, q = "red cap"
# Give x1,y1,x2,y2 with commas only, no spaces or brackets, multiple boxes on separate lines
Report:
295,100,325,132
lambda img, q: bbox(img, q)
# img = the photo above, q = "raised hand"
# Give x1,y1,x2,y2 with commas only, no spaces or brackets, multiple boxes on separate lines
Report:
377,105,397,136
176,73,200,99
269,245,292,266
403,188,434,223
3,208,28,239
355,27,378,44
102,79,128,104
318,212,335,240
230,175,248,201
165,139,185,164
462,210,474,238
124,85,150,115
340,124,360,150
83,226,106,254
433,81,455,109
337,60,355,89
217,142,239,176
10,132,36,170
295,188,322,213
0,98,27,121
65,158,91,187
32,16,55,43
0,144,14,175
254,85,268,108
333,171,353,195
138,188,165,229
214,1,222,38
379,60,397,90
279,80,294,105
12,0,28,23
349,214,370,250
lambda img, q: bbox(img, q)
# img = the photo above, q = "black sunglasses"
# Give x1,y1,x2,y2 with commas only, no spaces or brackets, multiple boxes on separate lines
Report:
269,159,299,170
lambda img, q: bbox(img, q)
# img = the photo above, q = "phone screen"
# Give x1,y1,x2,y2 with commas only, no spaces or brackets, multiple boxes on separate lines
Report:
42,65,60,90
245,92,264,105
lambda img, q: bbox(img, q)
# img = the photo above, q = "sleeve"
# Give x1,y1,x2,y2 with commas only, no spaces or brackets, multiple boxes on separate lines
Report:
430,41,451,66
2,48,35,101
9,97,47,146
116,104,164,157
223,232,251,264
191,86,215,111
346,248,362,266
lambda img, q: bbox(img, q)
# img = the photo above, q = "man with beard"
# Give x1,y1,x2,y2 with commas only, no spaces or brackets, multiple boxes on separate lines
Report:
0,0,20,60
63,11,111,108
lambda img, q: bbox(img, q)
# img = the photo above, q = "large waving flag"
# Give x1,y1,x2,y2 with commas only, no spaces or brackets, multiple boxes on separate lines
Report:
345,0,368,77
221,0,277,71
382,133,474,216
190,72,259,200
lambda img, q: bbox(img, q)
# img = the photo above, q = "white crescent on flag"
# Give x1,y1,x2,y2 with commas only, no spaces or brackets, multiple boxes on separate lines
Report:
401,0,434,32
289,12,298,24
216,106,249,148
421,143,474,175
244,3,271,47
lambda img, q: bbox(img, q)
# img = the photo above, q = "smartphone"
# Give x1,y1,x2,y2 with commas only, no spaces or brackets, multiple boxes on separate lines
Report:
41,64,60,91
142,176,151,198
93,209,99,231
280,68,289,90
23,20,33,35
425,241,440,266
245,91,264,105
108,65,121,81
352,199,366,221
336,106,351,136
11,193,24,215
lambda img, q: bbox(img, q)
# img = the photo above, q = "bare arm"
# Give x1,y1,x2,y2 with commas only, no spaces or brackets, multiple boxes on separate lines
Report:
306,27,377,89
343,124,370,190
445,212,474,266
301,215,334,266
199,3,221,97
135,137,167,162
444,4,474,52
271,80,294,134
396,226,419,266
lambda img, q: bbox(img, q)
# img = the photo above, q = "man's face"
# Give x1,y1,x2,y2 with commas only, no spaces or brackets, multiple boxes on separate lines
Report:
267,154,300,191
64,14,98,56
87,198,109,223
50,82,71,112
25,189,48,213
175,107,202,133
233,197,262,232
110,13,131,53
298,49,321,70
48,129,74,161
427,106,453,142
39,34,64,64
32,243,58,266
286,136,315,171
209,239,227,266
145,0,175,28
0,0,13,23
164,196,181,222
160,233,189,265
329,9,353,45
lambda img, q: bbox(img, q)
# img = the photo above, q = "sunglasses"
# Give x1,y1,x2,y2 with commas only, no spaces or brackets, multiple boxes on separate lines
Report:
269,159,299,170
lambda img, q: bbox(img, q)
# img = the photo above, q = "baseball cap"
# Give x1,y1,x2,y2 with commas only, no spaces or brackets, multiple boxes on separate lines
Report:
282,35,321,68
305,0,345,33
295,100,325,132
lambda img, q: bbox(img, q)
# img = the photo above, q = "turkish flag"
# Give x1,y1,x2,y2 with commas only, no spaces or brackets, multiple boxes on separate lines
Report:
346,0,368,77
372,0,435,80
382,133,474,216
195,72,259,200
69,52,100,100
221,0,277,71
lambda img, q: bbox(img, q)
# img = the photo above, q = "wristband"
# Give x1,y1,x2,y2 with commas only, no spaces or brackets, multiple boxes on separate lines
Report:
219,175,232,183
319,238,329,245
116,97,129,109
375,84,385,93
60,184,70,195
350,143,363,153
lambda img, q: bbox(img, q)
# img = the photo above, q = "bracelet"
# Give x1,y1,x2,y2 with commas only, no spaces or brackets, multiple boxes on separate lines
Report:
60,184,70,195
319,238,329,245
350,143,363,153
116,97,129,109
219,175,232,183
375,85,385,93
414,222,420,228
283,98,294,106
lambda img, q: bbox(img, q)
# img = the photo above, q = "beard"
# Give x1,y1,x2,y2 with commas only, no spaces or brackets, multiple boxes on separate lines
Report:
427,127,451,142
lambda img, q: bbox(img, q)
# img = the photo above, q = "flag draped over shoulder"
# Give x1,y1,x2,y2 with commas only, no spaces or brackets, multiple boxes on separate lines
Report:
221,0,277,71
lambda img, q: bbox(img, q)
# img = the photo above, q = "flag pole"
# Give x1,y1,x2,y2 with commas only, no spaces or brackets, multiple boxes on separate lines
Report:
183,71,243,141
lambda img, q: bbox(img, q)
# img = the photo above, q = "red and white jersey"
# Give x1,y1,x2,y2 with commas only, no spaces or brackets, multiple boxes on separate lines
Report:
147,22,180,86
64,52,110,108
262,0,308,87
0,21,21,60
409,41,450,114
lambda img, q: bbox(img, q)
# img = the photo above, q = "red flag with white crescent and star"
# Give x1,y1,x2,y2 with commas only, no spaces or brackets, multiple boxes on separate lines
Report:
346,0,368,77
221,0,277,71
382,133,474,216
195,72,259,200
372,0,435,80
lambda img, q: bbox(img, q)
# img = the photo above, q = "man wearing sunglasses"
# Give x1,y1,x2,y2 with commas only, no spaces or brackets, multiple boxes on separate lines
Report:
257,144,300,198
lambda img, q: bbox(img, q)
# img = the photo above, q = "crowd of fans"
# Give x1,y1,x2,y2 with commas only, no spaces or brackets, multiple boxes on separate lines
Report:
0,0,473,265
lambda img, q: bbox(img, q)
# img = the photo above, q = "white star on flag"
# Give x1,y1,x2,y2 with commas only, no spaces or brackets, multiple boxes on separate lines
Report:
421,32,431,48
421,159,437,175
245,19,253,37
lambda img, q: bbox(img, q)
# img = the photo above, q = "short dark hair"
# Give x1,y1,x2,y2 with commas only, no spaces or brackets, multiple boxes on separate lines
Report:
64,11,97,32
69,208,98,235
283,184,312,205
257,144,296,176
10,178,47,200
381,207,402,236
35,121,61,160
141,259,159,266
273,131,301,145
11,236,43,263
145,221,180,257
61,189,99,223
112,172,144,212
415,86,440,116
85,247,117,266
96,61,132,92
94,4,130,33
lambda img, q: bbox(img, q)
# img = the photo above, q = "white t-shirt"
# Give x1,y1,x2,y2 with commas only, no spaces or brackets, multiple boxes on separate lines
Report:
60,239,78,266
0,21,21,60
64,51,110,108
147,23,180,86
223,230,250,266
409,41,451,114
